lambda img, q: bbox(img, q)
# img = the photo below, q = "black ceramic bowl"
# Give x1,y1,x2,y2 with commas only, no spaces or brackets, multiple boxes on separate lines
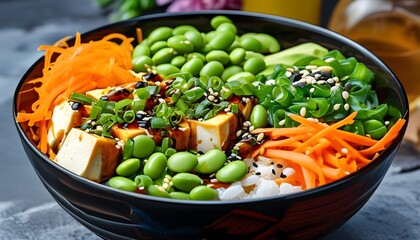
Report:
14,11,409,240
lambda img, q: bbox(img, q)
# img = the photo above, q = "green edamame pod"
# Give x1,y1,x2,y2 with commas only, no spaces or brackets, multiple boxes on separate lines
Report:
181,58,204,77
172,173,203,192
171,56,187,68
152,47,176,65
134,175,153,187
108,176,137,192
210,15,233,29
209,31,235,51
132,135,155,158
250,104,269,128
216,160,247,183
195,149,227,174
169,191,191,200
216,22,237,35
200,61,224,77
167,35,194,54
146,185,171,198
155,64,181,77
147,26,173,44
184,30,205,49
133,44,151,58
240,37,263,53
226,72,256,83
221,65,244,82
229,48,246,65
173,25,199,35
189,185,218,200
243,56,266,75
150,41,168,55
167,151,198,173
364,119,387,139
206,50,230,65
132,56,153,72
143,152,167,179
116,158,141,177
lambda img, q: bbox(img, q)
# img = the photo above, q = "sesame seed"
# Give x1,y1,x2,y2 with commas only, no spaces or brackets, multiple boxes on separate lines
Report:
285,71,292,78
325,57,335,63
283,167,296,177
317,80,326,85
210,178,219,183
257,133,264,142
344,103,350,111
305,65,317,70
385,121,390,126
249,126,255,132
243,121,251,127
213,92,219,96
277,164,283,168
280,173,287,178
272,169,276,175
209,173,216,178
300,107,307,117
341,148,349,154
317,66,333,72
252,162,258,168
279,119,286,126
162,183,169,189
157,186,166,192
300,70,310,77
255,172,261,175
333,77,339,82
208,88,214,94
333,103,341,111
309,88,315,93
163,178,170,184
115,145,121,149
207,184,215,188
314,73,322,79
305,150,310,155
207,95,215,101
342,91,349,100
327,78,335,84
287,68,295,72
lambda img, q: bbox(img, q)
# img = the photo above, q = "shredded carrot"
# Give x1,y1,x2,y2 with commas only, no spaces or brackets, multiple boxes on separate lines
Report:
252,113,406,190
16,32,137,154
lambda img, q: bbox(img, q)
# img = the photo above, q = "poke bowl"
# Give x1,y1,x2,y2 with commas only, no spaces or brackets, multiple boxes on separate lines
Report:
13,11,409,240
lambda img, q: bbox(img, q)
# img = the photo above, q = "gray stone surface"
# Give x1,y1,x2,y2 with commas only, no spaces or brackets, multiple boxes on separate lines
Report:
1,1,419,239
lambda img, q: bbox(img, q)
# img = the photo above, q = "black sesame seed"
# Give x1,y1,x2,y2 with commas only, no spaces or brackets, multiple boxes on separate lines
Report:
135,81,148,88
272,169,276,175
143,72,156,81
290,72,303,82
255,172,261,176
280,173,287,178
270,162,274,165
252,162,258,168
100,95,109,101
71,102,80,110
293,81,307,88
310,71,321,77
277,164,283,168
321,71,331,78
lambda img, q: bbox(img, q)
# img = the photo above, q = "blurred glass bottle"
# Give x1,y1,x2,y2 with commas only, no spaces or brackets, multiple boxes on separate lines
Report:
329,0,420,101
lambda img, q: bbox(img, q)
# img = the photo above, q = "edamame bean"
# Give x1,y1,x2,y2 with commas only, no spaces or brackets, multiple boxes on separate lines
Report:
133,44,151,58
146,185,171,198
206,50,230,65
216,160,247,183
155,63,181,77
132,135,155,158
226,72,256,83
167,35,194,54
240,37,263,52
253,33,281,53
181,58,204,77
189,185,218,200
116,158,141,177
195,149,227,174
209,31,235,51
150,41,168,55
147,26,173,44
172,173,203,192
171,56,187,68
250,104,269,128
167,151,198,173
134,174,153,187
221,65,244,82
173,25,199,35
243,56,266,75
364,119,387,139
211,15,233,29
143,152,167,179
132,56,153,73
152,47,176,65
200,61,224,77
184,30,205,49
108,176,137,192
169,191,190,200
229,48,246,65
216,22,237,35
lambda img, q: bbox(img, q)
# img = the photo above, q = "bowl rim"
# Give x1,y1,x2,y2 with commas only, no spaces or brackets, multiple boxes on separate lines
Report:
13,10,409,206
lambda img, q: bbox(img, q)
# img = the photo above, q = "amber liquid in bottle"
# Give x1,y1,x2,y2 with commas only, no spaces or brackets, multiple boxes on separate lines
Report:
329,0,420,101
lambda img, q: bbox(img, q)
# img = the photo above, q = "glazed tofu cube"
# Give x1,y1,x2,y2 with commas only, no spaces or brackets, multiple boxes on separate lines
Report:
188,113,238,152
55,128,121,182
47,101,83,151
110,124,148,141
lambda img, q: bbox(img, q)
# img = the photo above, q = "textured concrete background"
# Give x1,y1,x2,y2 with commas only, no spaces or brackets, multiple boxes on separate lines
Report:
1,1,419,239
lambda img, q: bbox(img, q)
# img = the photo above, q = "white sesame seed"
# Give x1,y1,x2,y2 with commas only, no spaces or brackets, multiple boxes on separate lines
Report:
207,95,215,101
342,91,349,100
257,133,264,141
325,57,335,63
385,121,390,126
317,80,326,85
207,184,215,188
265,79,276,85
331,85,339,91
300,107,307,117
210,178,218,183
115,145,121,149
163,178,170,183
213,92,219,96
162,183,169,189
157,186,166,192
341,148,349,154
283,167,296,177
208,88,214,94
244,121,251,127
249,126,255,132
285,71,292,78
344,103,350,111
279,119,286,126
314,73,322,79
333,103,341,111
300,70,310,77
333,77,340,82
317,66,333,72
309,88,315,93
287,68,295,72
305,65,317,70
327,78,335,84
335,82,341,87
305,150,310,155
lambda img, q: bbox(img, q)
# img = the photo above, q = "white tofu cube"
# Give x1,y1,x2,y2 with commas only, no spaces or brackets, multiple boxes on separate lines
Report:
55,128,121,182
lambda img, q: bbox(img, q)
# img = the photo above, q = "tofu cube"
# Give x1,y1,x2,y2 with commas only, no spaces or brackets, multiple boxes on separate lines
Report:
55,128,121,182
188,113,238,152
47,101,83,151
